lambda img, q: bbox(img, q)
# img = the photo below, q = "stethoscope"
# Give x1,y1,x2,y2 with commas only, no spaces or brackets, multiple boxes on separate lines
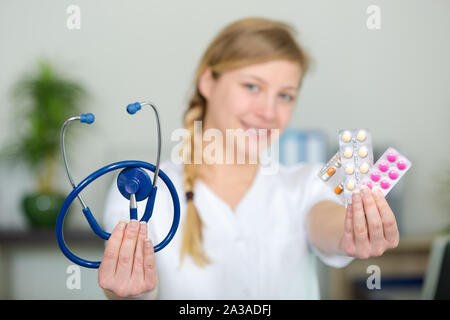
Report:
56,101,180,269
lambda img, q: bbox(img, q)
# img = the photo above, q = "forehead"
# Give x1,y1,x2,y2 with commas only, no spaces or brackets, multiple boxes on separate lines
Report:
227,59,302,87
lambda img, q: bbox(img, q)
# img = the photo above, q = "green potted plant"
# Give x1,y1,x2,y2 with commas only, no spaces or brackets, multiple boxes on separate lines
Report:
1,60,87,228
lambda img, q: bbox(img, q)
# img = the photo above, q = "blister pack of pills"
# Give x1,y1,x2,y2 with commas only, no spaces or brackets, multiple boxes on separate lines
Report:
317,151,345,202
318,128,412,206
338,129,374,204
363,147,412,196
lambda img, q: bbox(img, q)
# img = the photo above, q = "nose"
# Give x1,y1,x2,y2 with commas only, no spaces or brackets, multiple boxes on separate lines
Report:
255,93,277,121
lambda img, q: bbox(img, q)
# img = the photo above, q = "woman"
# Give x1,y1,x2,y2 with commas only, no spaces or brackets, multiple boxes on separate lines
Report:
99,17,400,299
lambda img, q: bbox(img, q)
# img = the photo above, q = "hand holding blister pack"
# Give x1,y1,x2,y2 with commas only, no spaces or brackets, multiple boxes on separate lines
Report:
318,129,412,206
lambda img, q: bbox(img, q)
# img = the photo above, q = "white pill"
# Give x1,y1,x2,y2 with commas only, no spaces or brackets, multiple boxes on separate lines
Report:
345,164,354,175
343,147,353,158
346,180,356,190
356,130,367,142
341,130,352,143
358,146,368,158
359,162,370,173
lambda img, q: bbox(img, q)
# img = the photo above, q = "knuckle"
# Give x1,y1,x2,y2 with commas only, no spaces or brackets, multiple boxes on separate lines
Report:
371,222,383,233
384,218,396,228
125,230,137,240
134,256,144,269
344,222,353,233
379,202,390,212
144,259,155,270
355,225,367,236
118,253,133,266
365,197,375,206
144,242,155,253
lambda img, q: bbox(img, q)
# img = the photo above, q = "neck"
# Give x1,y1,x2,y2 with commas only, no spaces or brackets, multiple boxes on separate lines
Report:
196,161,259,185
193,118,263,185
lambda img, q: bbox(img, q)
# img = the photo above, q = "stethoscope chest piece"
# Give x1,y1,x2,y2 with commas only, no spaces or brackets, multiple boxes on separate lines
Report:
117,167,153,201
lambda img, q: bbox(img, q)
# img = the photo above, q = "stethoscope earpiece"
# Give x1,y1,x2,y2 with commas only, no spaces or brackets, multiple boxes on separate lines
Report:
79,113,95,124
126,102,141,115
56,101,180,269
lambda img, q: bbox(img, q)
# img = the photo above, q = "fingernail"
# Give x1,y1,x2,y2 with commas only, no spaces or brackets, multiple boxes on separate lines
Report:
129,219,138,229
373,188,383,199
140,221,147,233
352,192,361,201
360,185,370,196
118,220,127,230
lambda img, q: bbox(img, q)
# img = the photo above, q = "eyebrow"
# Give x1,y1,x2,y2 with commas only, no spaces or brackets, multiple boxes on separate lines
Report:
242,74,298,91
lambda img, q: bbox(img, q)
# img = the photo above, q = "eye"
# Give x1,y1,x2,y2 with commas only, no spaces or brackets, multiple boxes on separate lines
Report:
279,93,294,102
244,83,260,92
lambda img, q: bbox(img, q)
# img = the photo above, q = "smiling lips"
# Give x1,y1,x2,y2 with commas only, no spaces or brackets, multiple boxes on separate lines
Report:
240,120,272,138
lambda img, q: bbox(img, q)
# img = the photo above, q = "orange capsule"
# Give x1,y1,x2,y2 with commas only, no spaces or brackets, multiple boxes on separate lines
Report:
334,183,344,194
320,167,336,181
326,167,335,176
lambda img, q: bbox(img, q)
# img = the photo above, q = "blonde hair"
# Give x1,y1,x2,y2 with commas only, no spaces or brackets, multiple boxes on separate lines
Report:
179,17,310,267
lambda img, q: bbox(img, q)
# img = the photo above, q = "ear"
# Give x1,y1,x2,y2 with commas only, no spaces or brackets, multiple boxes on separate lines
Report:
198,67,215,100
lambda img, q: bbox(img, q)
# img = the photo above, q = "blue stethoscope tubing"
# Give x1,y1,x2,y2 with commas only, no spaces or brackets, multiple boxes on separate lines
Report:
56,102,181,269
56,161,180,269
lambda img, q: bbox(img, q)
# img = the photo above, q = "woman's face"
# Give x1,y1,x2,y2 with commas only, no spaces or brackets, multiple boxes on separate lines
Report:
199,59,302,161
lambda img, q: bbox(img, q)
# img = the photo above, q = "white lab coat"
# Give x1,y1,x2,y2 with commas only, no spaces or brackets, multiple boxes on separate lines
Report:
102,160,354,299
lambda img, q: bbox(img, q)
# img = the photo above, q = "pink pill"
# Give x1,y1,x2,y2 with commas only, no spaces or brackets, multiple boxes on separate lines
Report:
388,169,398,180
371,171,381,182
364,181,373,189
387,152,397,162
397,159,407,170
378,161,389,172
380,179,390,189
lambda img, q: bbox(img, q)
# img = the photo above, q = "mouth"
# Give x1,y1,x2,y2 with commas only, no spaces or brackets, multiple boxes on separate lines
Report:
240,120,272,138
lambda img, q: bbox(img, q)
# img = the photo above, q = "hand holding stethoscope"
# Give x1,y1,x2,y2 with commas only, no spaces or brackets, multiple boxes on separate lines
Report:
56,101,180,271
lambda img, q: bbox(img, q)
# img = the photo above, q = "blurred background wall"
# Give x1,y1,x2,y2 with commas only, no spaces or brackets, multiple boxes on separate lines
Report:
0,0,449,299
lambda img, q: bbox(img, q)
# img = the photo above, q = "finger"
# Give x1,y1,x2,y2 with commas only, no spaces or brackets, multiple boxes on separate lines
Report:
143,238,157,289
352,191,370,256
342,201,356,255
372,188,399,248
344,201,354,236
131,222,148,279
116,219,140,280
98,220,127,287
360,186,385,255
